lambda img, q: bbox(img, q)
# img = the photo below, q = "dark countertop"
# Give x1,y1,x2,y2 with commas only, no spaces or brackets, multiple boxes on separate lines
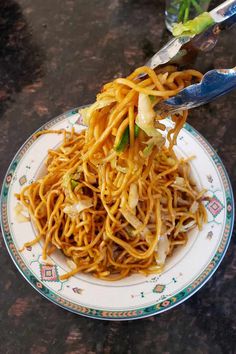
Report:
0,0,235,353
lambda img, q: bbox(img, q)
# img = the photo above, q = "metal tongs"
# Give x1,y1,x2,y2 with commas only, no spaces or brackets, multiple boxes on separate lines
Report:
144,0,236,115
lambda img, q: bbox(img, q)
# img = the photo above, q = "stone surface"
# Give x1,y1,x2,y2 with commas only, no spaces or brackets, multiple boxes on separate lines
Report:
0,0,235,353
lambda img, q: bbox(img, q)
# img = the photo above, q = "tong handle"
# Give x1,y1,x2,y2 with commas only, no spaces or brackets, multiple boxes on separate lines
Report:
157,68,236,114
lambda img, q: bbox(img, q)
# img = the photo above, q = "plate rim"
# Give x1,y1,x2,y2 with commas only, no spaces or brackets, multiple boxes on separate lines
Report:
1,107,234,320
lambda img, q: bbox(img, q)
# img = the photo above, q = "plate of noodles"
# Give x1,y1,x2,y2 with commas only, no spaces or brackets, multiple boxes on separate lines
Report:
1,66,234,320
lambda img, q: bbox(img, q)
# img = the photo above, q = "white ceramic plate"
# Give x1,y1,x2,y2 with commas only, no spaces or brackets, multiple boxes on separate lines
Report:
1,108,234,320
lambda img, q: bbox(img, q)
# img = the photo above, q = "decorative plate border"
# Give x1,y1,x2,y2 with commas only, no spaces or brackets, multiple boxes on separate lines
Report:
0,108,234,320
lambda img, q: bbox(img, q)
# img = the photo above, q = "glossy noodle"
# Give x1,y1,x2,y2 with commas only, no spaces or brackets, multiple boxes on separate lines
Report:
16,65,207,280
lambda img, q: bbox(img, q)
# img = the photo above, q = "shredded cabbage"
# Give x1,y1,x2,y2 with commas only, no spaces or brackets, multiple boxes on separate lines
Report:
79,98,116,125
136,93,161,137
142,135,165,157
120,207,151,239
67,259,77,270
143,142,154,157
62,172,71,189
174,176,185,186
117,165,128,174
190,201,199,213
155,234,170,266
124,225,134,237
63,199,93,218
161,154,176,166
128,183,139,209
180,220,196,232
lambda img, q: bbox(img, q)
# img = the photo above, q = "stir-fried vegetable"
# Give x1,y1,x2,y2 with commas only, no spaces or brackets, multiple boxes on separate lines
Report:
71,179,79,190
149,95,156,103
143,142,154,157
120,207,151,239
190,201,199,213
172,12,214,37
62,173,80,191
180,220,196,232
136,93,159,137
142,135,165,157
128,183,139,209
136,93,167,155
173,176,185,187
79,98,116,125
114,124,139,152
114,126,129,152
155,234,170,266
67,259,77,270
161,154,176,167
63,199,93,218
62,172,71,189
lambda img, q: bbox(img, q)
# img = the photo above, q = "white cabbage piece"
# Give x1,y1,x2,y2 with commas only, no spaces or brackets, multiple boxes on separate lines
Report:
180,220,196,232
143,142,154,157
120,207,150,239
63,199,93,218
128,183,139,210
155,234,170,266
79,98,116,125
173,176,185,187
67,259,77,270
136,93,161,137
62,172,71,189
190,201,199,213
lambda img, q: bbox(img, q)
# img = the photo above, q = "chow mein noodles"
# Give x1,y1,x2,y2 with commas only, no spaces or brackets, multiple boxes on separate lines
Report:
16,65,207,280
